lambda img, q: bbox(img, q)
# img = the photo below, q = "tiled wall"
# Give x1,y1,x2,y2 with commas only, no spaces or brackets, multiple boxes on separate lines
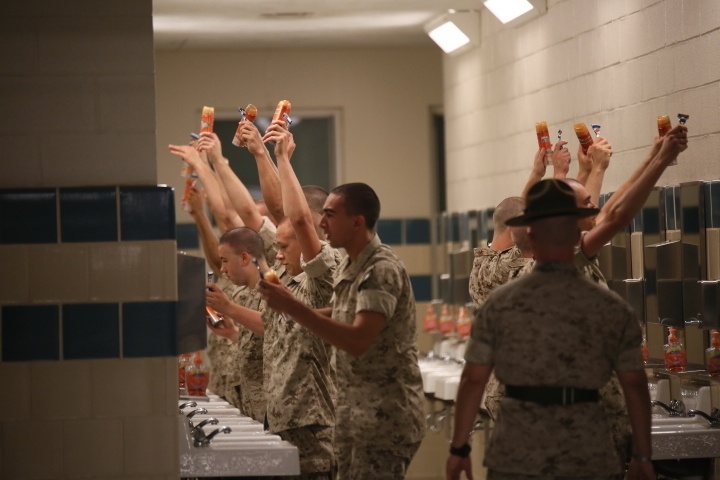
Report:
444,0,720,213
0,2,186,479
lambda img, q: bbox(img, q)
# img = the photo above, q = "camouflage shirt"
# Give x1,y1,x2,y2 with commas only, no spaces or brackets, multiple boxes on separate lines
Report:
206,276,246,401
227,286,266,423
469,246,531,308
262,242,340,433
331,235,425,455
465,261,643,476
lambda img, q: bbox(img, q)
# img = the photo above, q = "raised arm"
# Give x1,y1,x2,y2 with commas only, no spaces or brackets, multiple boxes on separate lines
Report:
206,284,265,336
550,140,570,179
581,125,688,258
238,121,285,225
187,186,222,274
521,146,548,198
583,136,613,207
198,132,265,232
263,121,322,262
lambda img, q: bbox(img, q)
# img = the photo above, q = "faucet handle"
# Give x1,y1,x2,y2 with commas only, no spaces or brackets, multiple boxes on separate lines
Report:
192,417,219,433
178,401,197,413
669,398,686,416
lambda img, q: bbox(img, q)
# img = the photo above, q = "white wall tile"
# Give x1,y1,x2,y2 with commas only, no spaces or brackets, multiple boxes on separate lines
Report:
64,418,124,477
28,244,90,303
1,420,64,478
0,135,43,188
30,361,92,419
0,363,31,421
123,416,178,476
0,245,29,303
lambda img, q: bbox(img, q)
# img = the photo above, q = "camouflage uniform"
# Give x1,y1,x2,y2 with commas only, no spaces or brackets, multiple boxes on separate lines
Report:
507,244,632,472
226,287,267,423
331,235,425,480
465,261,643,477
470,246,532,421
206,275,246,409
469,245,530,308
262,242,340,477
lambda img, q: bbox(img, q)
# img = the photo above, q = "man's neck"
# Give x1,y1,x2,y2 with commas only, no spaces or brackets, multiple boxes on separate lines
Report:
345,230,374,262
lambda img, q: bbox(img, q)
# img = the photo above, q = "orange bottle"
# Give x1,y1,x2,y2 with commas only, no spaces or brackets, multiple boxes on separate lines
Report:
574,123,594,155
272,100,292,125
456,306,472,340
200,106,214,133
439,304,454,336
178,353,192,389
185,351,210,396
664,327,687,372
232,104,259,147
422,304,439,334
535,121,553,155
657,115,672,137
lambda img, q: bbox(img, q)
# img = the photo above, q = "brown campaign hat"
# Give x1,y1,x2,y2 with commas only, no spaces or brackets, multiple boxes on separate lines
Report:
505,179,599,226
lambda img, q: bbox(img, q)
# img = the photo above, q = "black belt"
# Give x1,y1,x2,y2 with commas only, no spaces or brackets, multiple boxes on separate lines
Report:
505,385,599,406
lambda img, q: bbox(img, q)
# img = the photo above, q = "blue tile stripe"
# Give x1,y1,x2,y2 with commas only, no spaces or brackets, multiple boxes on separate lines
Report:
410,275,432,302
0,186,176,245
1,301,189,361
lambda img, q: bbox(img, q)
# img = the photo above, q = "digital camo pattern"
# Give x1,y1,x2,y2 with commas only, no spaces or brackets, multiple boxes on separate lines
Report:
465,261,643,476
258,215,279,263
331,235,424,479
469,246,531,308
275,425,335,478
206,276,247,406
262,242,338,433
227,286,267,423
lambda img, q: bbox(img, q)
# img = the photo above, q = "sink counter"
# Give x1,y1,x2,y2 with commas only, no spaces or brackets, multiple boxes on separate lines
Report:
179,397,300,477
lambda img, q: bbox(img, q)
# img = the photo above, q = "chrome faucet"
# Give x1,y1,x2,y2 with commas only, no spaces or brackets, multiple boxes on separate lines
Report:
688,409,720,427
651,399,686,417
185,407,208,427
194,426,232,447
178,401,197,413
192,417,219,433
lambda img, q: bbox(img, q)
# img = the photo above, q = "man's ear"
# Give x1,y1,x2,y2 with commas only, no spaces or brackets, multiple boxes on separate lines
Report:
353,214,366,229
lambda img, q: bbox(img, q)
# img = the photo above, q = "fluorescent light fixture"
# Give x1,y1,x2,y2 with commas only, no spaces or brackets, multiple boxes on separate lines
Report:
484,0,546,25
424,11,480,55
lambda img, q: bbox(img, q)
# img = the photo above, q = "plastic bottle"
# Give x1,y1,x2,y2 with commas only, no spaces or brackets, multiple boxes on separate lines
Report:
664,327,687,372
272,100,292,126
455,306,472,340
535,121,553,154
200,106,215,133
574,123,594,155
185,351,210,396
657,115,672,137
422,304,439,334
706,330,720,377
641,336,649,364
439,304,454,336
178,353,192,390
232,104,259,147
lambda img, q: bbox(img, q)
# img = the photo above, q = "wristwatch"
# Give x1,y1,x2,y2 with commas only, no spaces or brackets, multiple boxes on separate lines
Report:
449,443,471,457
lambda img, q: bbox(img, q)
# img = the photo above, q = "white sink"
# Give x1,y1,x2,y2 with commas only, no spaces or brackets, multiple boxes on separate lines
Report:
435,375,461,401
208,440,292,450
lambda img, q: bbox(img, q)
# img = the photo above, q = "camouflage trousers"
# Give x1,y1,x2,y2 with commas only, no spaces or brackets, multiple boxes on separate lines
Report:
274,425,334,479
334,439,421,480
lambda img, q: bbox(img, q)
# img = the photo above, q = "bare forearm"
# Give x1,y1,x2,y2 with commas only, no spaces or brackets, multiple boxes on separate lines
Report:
277,155,322,260
222,304,265,336
254,148,284,224
190,210,221,274
617,370,652,458
212,159,264,231
451,367,490,447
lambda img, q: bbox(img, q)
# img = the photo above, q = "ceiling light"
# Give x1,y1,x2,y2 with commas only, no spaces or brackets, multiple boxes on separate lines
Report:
484,0,546,25
424,11,480,55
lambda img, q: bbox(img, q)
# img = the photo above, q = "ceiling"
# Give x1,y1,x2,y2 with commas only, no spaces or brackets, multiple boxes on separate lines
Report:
153,0,484,50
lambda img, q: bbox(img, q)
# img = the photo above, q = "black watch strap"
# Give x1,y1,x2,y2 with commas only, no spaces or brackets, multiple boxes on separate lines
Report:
449,443,471,457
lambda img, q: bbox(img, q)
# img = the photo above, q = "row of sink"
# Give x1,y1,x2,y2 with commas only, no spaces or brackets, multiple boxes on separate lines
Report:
419,358,720,461
178,394,300,477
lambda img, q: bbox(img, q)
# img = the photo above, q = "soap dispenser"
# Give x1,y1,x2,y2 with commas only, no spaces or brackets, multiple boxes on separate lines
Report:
706,330,720,377
664,327,687,372
185,351,210,396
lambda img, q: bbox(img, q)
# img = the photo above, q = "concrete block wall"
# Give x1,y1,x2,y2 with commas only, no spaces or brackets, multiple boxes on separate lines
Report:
444,0,720,213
